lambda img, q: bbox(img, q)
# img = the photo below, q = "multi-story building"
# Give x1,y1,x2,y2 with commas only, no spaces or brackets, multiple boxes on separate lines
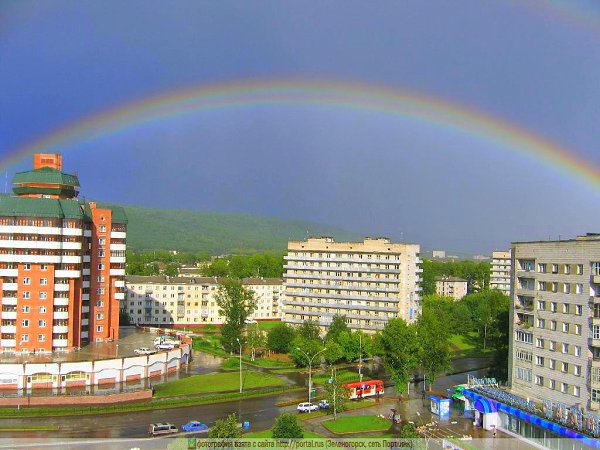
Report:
123,276,283,326
0,154,127,353
509,234,600,413
435,276,467,300
432,250,446,259
490,250,511,295
282,237,422,332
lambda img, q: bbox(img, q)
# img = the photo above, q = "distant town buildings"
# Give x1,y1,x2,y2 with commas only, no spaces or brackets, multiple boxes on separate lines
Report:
432,250,446,259
282,237,422,332
0,154,127,353
490,250,511,295
124,276,283,326
509,234,600,414
435,276,468,300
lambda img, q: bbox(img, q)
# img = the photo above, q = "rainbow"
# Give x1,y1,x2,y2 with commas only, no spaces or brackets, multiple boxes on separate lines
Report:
3,79,600,192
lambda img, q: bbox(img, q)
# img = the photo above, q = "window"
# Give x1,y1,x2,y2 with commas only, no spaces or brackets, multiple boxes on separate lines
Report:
538,281,547,291
40,292,47,300
593,389,600,403
98,238,105,245
98,250,105,257
575,346,582,357
551,282,558,293
574,365,581,376
564,264,571,274
538,263,546,273
550,320,557,331
516,349,532,362
594,325,600,340
575,324,581,335
562,343,569,354
515,367,532,382
515,331,533,344
99,225,106,233
21,319,29,327
38,334,45,342
536,356,544,366
561,362,569,373
96,325,103,332
536,338,545,348
549,379,556,390
535,376,544,386
20,334,28,342
551,302,557,312
96,301,104,307
592,368,600,384
23,277,31,285
97,276,104,283
575,304,582,315
40,278,47,286
98,263,104,270
562,323,569,333
549,359,556,370
549,341,556,351
537,300,546,311
576,284,583,294
40,264,47,271
38,320,45,328
537,318,545,328
96,288,105,295
23,264,30,271
563,303,570,314
574,386,580,397
561,383,568,393
39,306,46,313
22,291,30,299
563,283,570,294
96,313,104,320
21,306,29,313
552,264,558,274
577,264,584,275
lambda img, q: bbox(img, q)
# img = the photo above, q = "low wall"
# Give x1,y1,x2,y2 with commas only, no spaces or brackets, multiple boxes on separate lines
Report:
0,329,192,393
0,389,152,406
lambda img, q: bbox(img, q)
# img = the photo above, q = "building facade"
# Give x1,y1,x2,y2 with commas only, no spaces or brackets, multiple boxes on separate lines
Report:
509,234,600,414
124,276,283,326
282,237,422,332
491,250,511,295
435,276,467,300
0,154,127,353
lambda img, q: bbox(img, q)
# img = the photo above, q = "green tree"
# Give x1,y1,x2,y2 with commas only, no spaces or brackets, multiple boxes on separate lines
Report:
207,413,241,439
204,258,230,277
297,320,321,341
163,263,178,277
215,280,257,353
324,340,345,365
267,322,296,353
488,307,510,382
289,336,323,367
326,315,349,342
271,412,304,439
378,318,420,393
246,323,266,361
324,368,350,420
416,310,452,390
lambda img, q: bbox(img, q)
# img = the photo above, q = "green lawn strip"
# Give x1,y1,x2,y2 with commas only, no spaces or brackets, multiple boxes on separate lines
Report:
0,386,303,419
257,321,284,331
242,357,295,369
0,425,60,431
154,370,286,397
244,429,324,438
311,369,368,384
322,415,392,434
298,399,378,421
221,358,241,370
449,333,494,358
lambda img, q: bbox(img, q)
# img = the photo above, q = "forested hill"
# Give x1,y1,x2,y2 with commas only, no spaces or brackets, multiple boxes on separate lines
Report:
102,203,360,254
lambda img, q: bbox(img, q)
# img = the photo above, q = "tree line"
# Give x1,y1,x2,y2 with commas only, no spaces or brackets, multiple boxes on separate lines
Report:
421,258,491,294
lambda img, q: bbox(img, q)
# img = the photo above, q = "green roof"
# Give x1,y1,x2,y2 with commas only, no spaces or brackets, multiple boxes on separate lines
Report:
12,167,80,189
0,196,127,224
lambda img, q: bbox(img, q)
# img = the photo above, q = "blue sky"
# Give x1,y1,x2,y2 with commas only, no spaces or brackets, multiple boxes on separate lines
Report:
1,0,600,253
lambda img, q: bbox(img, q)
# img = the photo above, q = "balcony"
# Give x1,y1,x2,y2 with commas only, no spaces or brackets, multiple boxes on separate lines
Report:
1,311,16,320
82,269,90,276
82,281,90,288
284,255,402,264
53,311,69,320
0,269,17,277
54,284,70,292
0,326,16,334
114,280,125,288
2,297,17,306
55,270,81,278
82,293,89,301
283,264,401,274
1,283,17,291
110,231,127,239
110,243,126,251
81,331,88,338
82,306,89,313
52,339,68,347
53,298,69,306
84,230,92,237
82,255,90,263
81,319,88,326
110,268,125,276
284,282,400,294
115,292,125,300
590,338,600,348
110,256,126,264
0,339,15,348
53,325,69,333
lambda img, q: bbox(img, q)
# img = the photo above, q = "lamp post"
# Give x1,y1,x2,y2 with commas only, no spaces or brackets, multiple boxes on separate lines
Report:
236,338,242,393
297,347,326,404
358,333,363,382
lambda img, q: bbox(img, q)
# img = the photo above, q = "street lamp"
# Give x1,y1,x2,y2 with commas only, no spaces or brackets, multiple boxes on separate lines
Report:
296,347,326,404
236,338,242,393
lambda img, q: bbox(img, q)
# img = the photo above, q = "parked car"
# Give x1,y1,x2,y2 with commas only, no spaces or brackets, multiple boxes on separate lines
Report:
318,400,330,409
148,423,178,436
154,336,180,346
181,421,208,432
156,342,179,351
134,347,155,355
296,402,319,413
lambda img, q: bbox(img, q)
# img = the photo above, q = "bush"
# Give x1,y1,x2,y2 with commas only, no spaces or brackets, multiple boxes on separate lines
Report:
272,413,304,439
267,323,296,353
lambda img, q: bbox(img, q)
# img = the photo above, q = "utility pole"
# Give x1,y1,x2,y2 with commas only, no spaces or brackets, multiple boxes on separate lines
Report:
236,338,242,393
297,347,327,404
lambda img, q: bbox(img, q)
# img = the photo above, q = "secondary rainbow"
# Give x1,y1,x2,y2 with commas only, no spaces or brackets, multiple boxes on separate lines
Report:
3,79,599,192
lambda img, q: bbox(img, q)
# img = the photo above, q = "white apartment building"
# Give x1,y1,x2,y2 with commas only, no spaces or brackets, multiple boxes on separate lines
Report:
282,237,422,332
509,234,600,413
491,250,511,295
435,276,467,300
123,276,283,327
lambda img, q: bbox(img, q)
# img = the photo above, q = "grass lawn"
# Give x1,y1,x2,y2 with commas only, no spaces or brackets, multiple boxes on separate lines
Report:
257,320,283,331
243,357,295,370
311,369,368,385
154,370,286,397
322,415,391,434
0,425,59,431
449,333,494,358
222,358,241,370
192,336,229,357
298,399,377,420
244,429,323,438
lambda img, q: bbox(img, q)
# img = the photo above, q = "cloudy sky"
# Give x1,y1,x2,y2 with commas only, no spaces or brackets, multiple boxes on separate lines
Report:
1,0,600,254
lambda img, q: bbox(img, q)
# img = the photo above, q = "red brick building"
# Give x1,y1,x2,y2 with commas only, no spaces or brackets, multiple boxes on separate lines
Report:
0,154,127,353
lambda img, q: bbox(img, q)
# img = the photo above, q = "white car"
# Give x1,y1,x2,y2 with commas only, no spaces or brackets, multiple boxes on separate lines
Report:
155,342,178,351
297,402,319,413
134,347,155,355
